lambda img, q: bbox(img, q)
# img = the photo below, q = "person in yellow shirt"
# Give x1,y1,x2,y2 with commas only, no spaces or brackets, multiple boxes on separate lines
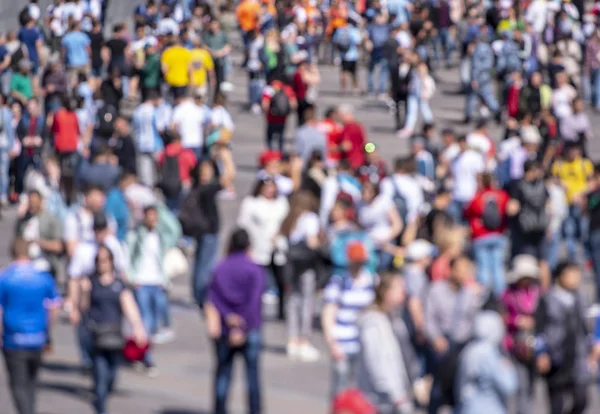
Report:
161,36,193,98
552,142,593,259
190,37,216,97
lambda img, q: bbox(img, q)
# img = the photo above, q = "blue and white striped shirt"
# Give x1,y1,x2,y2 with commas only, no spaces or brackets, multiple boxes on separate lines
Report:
132,102,161,153
324,270,376,355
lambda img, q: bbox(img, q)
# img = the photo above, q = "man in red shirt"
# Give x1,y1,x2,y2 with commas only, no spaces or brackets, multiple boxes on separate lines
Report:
338,104,366,171
261,76,297,152
157,130,198,189
317,106,344,168
51,97,80,178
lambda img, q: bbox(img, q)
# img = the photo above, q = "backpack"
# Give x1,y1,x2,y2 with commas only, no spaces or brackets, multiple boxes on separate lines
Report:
10,45,26,72
19,6,30,27
94,103,118,138
178,187,209,238
159,153,182,199
392,180,409,226
269,89,291,117
335,28,352,53
481,193,502,230
517,180,549,234
330,228,374,270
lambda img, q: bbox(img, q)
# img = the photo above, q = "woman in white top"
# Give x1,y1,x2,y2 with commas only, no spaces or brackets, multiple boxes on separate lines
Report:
358,181,403,271
237,177,289,319
279,191,321,362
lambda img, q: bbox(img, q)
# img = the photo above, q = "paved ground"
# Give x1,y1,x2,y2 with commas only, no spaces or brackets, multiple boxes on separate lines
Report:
1,2,600,413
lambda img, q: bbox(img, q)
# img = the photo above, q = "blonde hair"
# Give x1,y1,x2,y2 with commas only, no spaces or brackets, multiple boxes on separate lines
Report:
434,226,465,254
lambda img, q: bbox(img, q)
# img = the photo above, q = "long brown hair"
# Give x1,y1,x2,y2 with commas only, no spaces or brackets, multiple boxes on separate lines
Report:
373,272,401,310
279,191,319,237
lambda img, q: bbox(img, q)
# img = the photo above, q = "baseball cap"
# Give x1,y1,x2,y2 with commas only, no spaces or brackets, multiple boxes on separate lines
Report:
258,149,282,167
347,241,367,263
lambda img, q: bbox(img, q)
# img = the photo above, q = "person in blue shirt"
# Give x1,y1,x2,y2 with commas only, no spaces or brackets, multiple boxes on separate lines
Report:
17,17,42,73
61,21,91,71
333,19,363,94
0,237,61,414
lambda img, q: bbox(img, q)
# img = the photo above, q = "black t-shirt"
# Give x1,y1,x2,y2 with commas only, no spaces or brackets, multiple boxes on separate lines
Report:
198,181,222,234
106,38,128,72
588,189,600,231
89,278,125,326
421,207,453,242
509,179,549,240
113,134,137,174
88,31,104,69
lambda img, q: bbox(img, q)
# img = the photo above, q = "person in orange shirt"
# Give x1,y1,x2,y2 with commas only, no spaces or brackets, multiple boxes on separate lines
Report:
236,0,261,47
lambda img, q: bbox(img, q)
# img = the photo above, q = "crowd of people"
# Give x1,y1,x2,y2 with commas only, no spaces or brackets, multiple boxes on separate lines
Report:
2,0,600,414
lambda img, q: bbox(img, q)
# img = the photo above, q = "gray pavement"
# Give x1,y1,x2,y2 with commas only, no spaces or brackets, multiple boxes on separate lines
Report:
1,2,600,413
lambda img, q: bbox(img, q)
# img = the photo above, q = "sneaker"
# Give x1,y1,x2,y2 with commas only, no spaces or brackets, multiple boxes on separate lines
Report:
587,304,600,318
287,343,300,359
152,329,176,345
298,343,320,362
251,104,261,115
218,189,237,200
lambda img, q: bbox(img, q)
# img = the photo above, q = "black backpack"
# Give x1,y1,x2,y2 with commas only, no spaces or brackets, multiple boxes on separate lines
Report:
18,6,30,27
517,179,549,234
159,154,182,199
9,45,26,72
392,180,409,226
481,194,502,230
94,103,118,138
178,186,209,238
269,89,291,117
335,28,351,53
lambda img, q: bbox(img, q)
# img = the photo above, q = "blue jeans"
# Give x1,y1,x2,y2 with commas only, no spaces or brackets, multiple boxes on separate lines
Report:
405,94,433,131
465,81,499,118
135,286,168,366
367,56,388,94
473,234,507,297
545,230,562,271
0,149,10,200
563,205,588,261
434,27,454,64
214,330,261,414
193,233,219,307
0,70,11,96
78,319,94,368
448,200,467,225
92,350,119,414
589,229,600,301
248,76,265,106
593,70,600,109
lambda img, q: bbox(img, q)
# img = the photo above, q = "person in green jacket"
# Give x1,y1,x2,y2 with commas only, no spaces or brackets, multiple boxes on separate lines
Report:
139,43,161,101
10,59,33,106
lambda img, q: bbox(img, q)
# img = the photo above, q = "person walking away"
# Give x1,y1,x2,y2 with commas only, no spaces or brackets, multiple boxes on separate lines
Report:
400,61,435,138
586,164,600,304
559,98,593,156
15,98,44,197
295,104,327,165
132,89,163,188
261,75,297,152
292,58,320,126
425,256,480,414
0,94,16,206
205,228,266,414
449,135,485,223
338,104,366,172
333,19,362,94
501,255,541,414
189,37,216,98
322,241,376,397
280,191,322,361
161,34,192,99
365,11,390,99
535,261,592,414
172,89,212,163
464,172,509,296
583,28,600,111
357,273,414,414
80,245,147,414
61,20,91,88
157,130,197,211
455,310,518,414
237,177,289,320
551,142,593,261
546,173,568,272
127,204,181,375
319,159,362,226
246,29,265,114
0,238,61,414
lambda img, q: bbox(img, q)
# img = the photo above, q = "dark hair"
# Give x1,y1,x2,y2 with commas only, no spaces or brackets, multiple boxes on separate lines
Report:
523,159,540,173
553,260,579,280
457,134,467,143
393,156,414,173
422,123,435,134
227,228,251,254
480,172,494,189
251,177,278,198
27,188,42,199
94,245,115,274
84,184,105,195
324,106,337,119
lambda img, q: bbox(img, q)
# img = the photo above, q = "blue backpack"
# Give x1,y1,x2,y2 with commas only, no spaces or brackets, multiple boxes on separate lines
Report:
330,229,377,272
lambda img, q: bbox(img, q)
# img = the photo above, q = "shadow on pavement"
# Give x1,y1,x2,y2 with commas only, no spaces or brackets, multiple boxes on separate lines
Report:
38,380,92,402
159,409,210,414
42,361,82,374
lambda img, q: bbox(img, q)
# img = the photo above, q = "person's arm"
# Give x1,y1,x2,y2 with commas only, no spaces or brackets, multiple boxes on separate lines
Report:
321,302,342,357
489,354,519,397
217,146,236,188
385,205,403,243
204,301,222,339
0,53,10,72
120,288,147,345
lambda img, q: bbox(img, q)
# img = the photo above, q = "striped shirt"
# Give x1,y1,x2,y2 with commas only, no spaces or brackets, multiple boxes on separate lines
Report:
132,102,161,154
324,270,376,355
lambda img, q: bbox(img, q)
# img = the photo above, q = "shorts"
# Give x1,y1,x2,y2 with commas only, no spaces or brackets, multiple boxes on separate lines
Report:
341,60,357,75
512,237,546,260
170,85,188,99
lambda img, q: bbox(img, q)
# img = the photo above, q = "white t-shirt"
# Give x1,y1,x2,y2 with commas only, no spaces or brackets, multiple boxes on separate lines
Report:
552,85,577,119
157,18,180,36
136,231,164,285
441,143,460,164
380,173,424,223
358,195,394,245
211,106,235,131
64,208,117,244
67,236,127,279
172,100,212,149
451,149,485,203
124,183,157,222
289,211,320,245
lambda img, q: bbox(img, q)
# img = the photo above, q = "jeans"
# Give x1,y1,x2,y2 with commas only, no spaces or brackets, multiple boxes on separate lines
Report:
367,56,388,94
593,69,600,109
473,234,507,297
15,153,40,196
331,353,359,399
287,267,316,339
434,27,454,65
193,233,219,307
0,149,10,200
563,204,588,261
135,285,168,366
513,357,534,414
136,153,157,188
266,122,286,153
405,94,433,131
248,75,265,106
548,384,587,414
545,230,562,272
0,70,11,96
78,318,94,368
263,259,287,320
214,330,261,414
448,200,467,225
92,350,120,414
465,81,499,118
3,349,43,414
460,57,471,92
589,228,600,301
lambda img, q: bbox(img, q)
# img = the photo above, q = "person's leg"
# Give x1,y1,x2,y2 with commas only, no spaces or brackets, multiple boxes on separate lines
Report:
134,286,155,367
331,356,351,399
473,237,492,292
571,383,588,414
266,123,274,150
300,268,317,340
403,94,419,132
243,330,262,414
25,350,42,414
480,82,500,115
378,59,388,95
77,319,94,370
464,88,477,120
93,351,111,414
287,268,301,344
275,123,286,154
563,205,579,260
153,286,169,333
420,99,434,124
490,235,507,297
106,351,120,395
271,261,287,320
594,69,600,109
394,98,403,131
214,336,236,414
0,149,10,203
193,233,219,307
590,229,600,301
548,385,566,414
367,57,376,94
3,350,34,414
513,358,532,414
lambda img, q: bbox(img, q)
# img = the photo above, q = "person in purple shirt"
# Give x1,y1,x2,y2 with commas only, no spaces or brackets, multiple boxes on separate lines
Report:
205,228,266,414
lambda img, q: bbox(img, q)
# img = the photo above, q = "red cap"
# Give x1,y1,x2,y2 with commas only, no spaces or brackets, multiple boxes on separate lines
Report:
258,149,282,167
332,389,376,414
123,338,150,362
346,241,367,263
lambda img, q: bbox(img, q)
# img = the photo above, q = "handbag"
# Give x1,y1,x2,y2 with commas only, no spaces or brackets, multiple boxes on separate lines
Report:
288,241,318,263
91,323,124,351
513,330,536,363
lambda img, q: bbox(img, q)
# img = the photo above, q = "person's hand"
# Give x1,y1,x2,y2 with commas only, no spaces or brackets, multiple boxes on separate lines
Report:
69,309,81,326
33,136,42,147
340,140,352,152
228,328,246,347
329,343,345,361
506,199,520,216
433,336,449,354
536,353,551,374
47,84,55,93
471,80,478,90
516,315,535,330
226,313,245,328
207,317,221,340
133,325,148,347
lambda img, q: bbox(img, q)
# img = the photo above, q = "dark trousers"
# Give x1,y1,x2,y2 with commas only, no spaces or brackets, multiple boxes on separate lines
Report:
15,153,39,195
92,350,120,414
263,260,287,320
3,349,43,414
297,99,309,127
214,330,261,414
266,122,286,153
394,98,407,131
548,384,587,414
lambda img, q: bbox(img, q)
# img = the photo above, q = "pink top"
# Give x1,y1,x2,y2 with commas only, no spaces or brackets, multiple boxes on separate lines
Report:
501,285,540,351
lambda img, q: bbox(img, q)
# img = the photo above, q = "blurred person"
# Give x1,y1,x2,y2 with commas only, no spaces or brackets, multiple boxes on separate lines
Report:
464,172,509,296
205,228,266,414
365,11,390,98
502,255,541,414
319,159,362,226
449,135,485,223
245,29,264,114
237,177,289,320
202,19,231,93
157,130,197,210
322,240,377,398
401,61,435,137
78,144,121,192
189,36,215,96
132,89,163,188
338,104,366,171
583,28,600,111
507,125,542,184
172,89,212,162
455,310,518,414
10,59,33,106
0,238,61,414
292,58,320,126
429,225,464,281
559,97,593,154
15,98,44,196
295,104,326,165
280,191,321,362
0,93,16,206
261,74,297,152
546,173,568,272
535,262,591,414
316,106,343,167
357,143,388,186
357,273,414,413
551,71,577,121
333,19,362,94
161,34,192,99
